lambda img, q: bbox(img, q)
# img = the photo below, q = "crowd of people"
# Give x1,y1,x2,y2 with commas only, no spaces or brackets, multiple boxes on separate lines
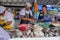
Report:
0,2,60,40
0,2,55,29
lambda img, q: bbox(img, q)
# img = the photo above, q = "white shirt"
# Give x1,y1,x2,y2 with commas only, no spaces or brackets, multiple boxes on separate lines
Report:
6,9,14,18
4,11,15,27
19,8,32,16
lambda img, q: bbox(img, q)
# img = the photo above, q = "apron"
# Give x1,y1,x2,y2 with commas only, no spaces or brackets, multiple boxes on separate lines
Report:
20,10,32,24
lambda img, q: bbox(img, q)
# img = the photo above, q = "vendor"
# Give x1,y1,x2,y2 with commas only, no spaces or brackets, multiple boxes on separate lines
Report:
38,5,52,22
0,6,15,29
6,7,15,18
19,2,34,24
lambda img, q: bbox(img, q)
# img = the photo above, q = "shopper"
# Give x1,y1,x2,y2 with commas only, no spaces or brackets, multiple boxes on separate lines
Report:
38,5,47,22
19,2,34,24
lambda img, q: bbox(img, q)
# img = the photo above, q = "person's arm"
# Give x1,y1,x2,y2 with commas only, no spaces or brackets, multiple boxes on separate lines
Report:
38,19,44,22
21,16,34,22
1,19,12,27
1,21,12,27
6,21,12,25
21,16,28,20
6,12,13,26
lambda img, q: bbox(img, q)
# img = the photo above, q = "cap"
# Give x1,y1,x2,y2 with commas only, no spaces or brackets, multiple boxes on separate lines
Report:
0,6,6,14
25,2,32,7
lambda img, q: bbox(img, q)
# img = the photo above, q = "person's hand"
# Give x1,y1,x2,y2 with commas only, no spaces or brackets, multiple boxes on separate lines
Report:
41,19,44,21
38,19,44,22
30,19,34,22
28,19,34,22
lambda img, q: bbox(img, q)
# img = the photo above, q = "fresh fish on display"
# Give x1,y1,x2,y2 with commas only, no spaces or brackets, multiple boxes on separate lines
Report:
34,24,44,37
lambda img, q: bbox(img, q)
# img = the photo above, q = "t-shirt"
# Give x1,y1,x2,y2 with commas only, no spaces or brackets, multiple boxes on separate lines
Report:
19,8,32,17
19,8,33,24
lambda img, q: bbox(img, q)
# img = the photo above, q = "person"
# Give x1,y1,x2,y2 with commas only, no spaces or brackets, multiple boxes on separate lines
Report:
6,7,11,12
0,6,15,29
38,5,47,22
19,2,34,24
0,26,10,40
6,7,15,18
42,5,52,22
38,5,52,22
42,5,47,14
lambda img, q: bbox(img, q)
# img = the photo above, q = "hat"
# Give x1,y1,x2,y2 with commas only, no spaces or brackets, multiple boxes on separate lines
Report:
25,2,32,7
0,6,6,14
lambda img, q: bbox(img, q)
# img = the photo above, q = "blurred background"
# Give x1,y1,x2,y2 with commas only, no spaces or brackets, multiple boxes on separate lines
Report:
0,0,60,13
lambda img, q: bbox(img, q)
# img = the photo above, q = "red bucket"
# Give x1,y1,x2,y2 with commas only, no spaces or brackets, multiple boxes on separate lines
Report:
18,24,28,31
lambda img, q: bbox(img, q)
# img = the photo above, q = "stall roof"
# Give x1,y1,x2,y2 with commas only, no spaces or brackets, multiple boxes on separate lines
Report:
0,0,60,5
